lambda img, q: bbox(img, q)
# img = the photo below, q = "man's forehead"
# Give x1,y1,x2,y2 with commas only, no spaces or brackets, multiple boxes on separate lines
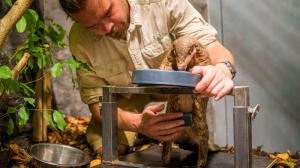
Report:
81,0,111,14
73,0,111,25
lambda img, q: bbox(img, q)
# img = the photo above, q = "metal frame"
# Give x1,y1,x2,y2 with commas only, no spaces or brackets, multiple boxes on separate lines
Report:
101,86,255,168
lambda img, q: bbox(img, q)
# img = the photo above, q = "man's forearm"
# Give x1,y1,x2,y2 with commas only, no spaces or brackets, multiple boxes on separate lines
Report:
88,102,141,132
206,41,234,65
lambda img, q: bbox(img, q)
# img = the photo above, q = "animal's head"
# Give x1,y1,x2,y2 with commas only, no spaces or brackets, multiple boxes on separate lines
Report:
173,36,198,71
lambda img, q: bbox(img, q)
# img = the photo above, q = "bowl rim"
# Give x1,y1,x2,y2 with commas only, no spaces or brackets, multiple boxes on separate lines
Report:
30,143,91,167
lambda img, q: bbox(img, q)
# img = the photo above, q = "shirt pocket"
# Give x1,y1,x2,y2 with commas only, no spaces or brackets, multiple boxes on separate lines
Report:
141,34,172,68
94,59,131,86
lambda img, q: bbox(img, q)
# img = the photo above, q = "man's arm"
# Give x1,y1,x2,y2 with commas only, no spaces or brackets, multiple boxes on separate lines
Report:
88,102,141,132
207,41,234,65
88,102,186,142
165,0,235,100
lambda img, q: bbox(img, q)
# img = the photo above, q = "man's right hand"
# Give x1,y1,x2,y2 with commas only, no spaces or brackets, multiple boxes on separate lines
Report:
137,104,186,142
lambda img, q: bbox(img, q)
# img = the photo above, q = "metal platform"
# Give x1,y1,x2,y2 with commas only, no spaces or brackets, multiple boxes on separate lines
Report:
97,145,276,168
100,86,262,168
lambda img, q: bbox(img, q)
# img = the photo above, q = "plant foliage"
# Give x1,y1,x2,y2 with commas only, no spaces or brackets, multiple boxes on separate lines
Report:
1,5,91,135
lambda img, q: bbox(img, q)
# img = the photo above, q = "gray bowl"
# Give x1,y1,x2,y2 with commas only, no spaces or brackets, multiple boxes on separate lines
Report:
30,143,90,168
132,69,202,87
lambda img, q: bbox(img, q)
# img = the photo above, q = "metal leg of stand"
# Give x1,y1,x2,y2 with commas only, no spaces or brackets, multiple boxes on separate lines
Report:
232,86,252,168
101,86,118,164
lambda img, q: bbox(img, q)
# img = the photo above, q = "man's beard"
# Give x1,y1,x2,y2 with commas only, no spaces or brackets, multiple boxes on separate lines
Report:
107,22,129,40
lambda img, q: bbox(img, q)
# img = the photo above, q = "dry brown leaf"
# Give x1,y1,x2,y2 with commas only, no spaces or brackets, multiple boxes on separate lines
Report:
277,153,290,161
269,154,277,159
89,159,102,167
137,144,152,151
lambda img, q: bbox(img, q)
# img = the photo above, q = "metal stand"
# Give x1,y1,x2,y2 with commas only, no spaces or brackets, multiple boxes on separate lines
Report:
100,86,260,168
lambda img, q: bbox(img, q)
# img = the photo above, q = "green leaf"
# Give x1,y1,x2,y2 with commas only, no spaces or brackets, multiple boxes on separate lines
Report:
15,50,25,63
7,107,16,114
28,57,34,69
18,107,29,127
7,117,14,135
67,65,76,88
45,23,66,48
28,9,39,22
0,81,4,94
19,83,35,96
43,113,57,131
31,47,43,54
51,63,62,78
24,97,35,107
28,34,39,43
282,160,295,167
4,0,13,6
16,16,27,33
64,59,81,69
3,79,20,94
53,110,66,131
0,66,12,79
79,61,93,72
37,54,46,69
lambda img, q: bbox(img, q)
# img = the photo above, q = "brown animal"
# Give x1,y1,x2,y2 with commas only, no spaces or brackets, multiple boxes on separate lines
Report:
160,35,211,167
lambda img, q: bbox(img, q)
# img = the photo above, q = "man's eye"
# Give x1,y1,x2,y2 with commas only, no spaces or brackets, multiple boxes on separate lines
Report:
104,10,112,18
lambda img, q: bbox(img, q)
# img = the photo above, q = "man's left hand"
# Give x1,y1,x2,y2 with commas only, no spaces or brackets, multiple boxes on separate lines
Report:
191,63,234,100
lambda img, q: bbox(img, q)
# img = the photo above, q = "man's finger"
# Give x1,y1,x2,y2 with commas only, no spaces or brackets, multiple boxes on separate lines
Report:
193,67,216,93
215,79,233,100
157,119,185,131
210,79,226,97
155,112,183,123
201,77,222,96
144,104,165,113
190,65,206,74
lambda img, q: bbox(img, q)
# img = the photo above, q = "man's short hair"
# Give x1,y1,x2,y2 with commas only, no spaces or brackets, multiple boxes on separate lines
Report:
59,0,86,14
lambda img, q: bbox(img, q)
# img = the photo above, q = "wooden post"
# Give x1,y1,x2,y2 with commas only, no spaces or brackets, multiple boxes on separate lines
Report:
33,70,52,142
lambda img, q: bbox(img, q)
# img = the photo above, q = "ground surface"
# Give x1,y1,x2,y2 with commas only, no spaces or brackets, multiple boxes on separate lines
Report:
2,115,299,168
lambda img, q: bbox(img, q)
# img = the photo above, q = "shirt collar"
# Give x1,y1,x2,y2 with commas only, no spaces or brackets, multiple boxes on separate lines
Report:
128,0,142,32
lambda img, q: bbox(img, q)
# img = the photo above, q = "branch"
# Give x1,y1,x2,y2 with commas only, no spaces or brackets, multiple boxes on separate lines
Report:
0,52,31,98
12,52,31,79
0,0,33,48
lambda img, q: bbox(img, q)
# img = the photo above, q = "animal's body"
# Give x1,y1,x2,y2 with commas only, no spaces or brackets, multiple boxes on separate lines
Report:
159,36,211,167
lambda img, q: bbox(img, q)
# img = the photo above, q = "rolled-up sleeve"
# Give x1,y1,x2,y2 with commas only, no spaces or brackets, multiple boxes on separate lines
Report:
76,68,106,104
166,0,218,45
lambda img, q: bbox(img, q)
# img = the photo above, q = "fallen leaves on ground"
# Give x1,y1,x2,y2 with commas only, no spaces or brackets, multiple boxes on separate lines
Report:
221,146,300,168
47,115,92,156
8,143,32,167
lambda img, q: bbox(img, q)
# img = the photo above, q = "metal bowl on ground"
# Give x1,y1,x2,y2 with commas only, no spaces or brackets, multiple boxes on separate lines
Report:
30,143,90,168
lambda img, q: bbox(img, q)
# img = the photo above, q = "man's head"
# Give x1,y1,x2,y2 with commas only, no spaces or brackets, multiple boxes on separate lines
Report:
59,0,130,39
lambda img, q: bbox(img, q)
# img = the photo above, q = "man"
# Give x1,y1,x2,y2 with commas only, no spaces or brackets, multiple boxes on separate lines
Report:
59,0,235,154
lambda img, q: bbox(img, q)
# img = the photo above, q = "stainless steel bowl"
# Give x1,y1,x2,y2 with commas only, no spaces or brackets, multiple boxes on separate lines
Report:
30,143,90,168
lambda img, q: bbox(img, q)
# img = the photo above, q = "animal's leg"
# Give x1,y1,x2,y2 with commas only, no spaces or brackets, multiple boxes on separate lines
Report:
196,139,208,167
194,97,209,168
162,141,172,166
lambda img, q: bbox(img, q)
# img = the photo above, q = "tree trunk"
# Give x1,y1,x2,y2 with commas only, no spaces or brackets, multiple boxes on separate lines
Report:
0,0,33,48
33,70,52,142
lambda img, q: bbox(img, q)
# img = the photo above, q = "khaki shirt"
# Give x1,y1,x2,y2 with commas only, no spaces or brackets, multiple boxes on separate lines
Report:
69,0,217,104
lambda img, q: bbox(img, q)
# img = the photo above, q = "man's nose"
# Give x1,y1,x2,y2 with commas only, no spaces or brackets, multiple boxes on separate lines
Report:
102,20,114,34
